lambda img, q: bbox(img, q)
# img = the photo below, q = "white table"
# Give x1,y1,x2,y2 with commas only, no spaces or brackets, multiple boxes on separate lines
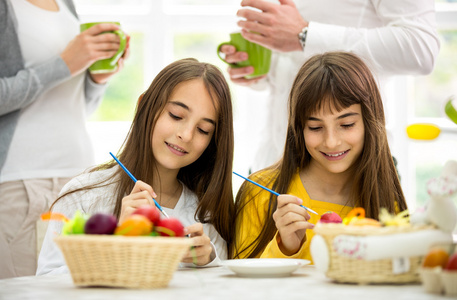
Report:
0,265,446,300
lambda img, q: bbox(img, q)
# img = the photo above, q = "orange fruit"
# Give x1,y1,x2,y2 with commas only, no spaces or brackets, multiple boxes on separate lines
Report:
114,214,152,236
346,207,366,219
422,248,449,268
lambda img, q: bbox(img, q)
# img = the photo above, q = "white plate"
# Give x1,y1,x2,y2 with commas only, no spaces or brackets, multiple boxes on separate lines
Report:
221,258,310,278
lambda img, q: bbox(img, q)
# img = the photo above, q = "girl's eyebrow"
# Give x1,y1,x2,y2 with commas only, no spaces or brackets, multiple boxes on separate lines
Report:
169,101,216,125
308,112,360,121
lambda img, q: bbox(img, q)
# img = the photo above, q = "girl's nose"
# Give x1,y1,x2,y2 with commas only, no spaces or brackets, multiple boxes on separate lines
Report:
324,129,341,149
177,124,193,142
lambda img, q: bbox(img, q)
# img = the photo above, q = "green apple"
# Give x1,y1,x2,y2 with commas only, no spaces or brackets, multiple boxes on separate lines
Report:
62,210,89,235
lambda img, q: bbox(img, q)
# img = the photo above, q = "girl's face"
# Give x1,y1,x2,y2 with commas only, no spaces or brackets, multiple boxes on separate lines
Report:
151,79,217,172
303,103,364,175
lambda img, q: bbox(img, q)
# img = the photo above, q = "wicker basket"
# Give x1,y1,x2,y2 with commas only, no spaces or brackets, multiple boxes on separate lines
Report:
54,235,192,289
312,224,432,284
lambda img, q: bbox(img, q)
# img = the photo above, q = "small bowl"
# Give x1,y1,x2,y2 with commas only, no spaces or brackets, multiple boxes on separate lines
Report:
419,267,443,294
441,270,457,296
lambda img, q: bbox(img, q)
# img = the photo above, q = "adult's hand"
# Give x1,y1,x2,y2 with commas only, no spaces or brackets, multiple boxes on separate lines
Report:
90,35,131,84
237,0,308,52
60,23,128,81
272,194,313,256
219,44,266,86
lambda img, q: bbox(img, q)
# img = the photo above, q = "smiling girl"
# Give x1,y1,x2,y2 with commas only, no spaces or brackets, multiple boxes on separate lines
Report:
232,52,406,261
37,58,235,274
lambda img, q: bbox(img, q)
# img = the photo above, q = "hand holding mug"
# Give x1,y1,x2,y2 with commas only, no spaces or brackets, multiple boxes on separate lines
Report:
90,34,130,84
60,22,128,83
217,32,271,85
219,44,266,86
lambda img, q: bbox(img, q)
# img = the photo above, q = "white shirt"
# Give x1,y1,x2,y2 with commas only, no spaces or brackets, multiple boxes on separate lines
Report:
249,0,440,171
36,167,226,275
1,0,94,182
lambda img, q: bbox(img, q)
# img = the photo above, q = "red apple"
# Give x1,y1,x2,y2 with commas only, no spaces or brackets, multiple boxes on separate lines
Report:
84,213,117,235
319,211,343,224
445,253,457,270
156,218,185,237
133,205,160,225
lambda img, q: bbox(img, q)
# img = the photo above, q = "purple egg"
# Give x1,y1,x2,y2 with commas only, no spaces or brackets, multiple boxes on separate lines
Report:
84,213,118,235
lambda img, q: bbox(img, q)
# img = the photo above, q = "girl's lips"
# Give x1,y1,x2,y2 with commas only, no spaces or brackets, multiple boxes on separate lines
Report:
321,150,349,161
165,142,188,156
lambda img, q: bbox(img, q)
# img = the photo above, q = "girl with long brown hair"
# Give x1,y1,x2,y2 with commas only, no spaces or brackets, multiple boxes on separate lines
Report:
232,52,406,261
37,58,235,274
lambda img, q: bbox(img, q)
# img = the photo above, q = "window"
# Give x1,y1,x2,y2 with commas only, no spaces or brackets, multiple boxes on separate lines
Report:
405,0,457,209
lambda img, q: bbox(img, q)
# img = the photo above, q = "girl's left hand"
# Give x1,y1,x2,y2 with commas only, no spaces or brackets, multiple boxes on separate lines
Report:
89,35,131,84
181,223,213,266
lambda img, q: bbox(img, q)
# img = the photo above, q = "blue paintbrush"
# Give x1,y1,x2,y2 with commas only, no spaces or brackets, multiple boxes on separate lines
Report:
109,152,170,219
233,171,318,215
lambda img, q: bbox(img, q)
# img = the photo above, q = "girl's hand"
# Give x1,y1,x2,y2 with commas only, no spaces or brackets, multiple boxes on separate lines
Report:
118,180,157,224
60,23,128,78
182,223,213,266
272,194,313,256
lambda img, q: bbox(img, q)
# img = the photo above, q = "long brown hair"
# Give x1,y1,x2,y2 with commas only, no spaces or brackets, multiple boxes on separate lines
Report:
52,58,235,254
233,51,406,258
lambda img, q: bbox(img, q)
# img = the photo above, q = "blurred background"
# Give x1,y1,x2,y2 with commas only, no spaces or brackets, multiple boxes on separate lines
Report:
75,0,457,211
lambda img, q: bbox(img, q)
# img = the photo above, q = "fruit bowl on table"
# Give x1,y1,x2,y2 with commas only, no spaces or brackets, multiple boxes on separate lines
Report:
54,234,191,289
310,223,452,284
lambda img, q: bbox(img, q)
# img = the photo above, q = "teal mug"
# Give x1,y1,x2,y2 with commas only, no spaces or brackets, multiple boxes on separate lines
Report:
80,22,127,74
217,32,272,79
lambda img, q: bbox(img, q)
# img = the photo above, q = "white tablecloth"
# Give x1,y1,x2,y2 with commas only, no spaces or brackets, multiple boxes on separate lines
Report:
0,265,446,300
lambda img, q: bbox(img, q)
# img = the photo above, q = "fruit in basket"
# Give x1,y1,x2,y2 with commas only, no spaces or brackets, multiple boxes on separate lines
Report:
156,218,185,237
319,211,342,223
347,207,365,218
115,214,153,236
132,205,161,224
84,212,118,235
62,210,89,235
342,207,365,225
445,253,457,270
422,248,449,268
349,217,381,227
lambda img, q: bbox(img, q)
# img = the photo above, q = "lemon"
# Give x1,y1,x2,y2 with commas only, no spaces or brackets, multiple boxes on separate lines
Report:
406,123,440,140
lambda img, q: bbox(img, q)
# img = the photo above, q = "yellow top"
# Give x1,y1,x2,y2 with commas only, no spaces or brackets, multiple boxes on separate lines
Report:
234,170,353,262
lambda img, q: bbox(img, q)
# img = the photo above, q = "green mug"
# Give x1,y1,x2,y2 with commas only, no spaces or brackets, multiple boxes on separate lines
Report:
80,22,127,74
217,32,272,79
